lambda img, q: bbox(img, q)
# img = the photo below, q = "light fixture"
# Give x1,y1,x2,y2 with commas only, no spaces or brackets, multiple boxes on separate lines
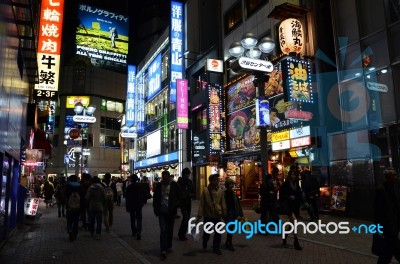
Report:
228,33,275,59
86,104,96,115
74,102,84,114
228,41,245,57
278,18,304,55
258,37,275,54
241,32,258,49
246,46,262,59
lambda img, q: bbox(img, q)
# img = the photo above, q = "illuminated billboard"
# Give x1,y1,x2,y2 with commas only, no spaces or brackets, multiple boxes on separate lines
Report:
35,0,64,92
76,4,129,72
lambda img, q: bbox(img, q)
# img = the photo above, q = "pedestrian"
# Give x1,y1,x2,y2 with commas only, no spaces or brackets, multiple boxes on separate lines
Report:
65,175,82,241
80,173,92,230
224,178,243,251
86,176,107,240
102,172,115,232
197,173,226,255
116,178,123,206
54,177,67,217
153,170,184,260
177,167,194,241
279,169,303,250
302,170,320,221
111,176,118,204
42,180,55,208
259,171,280,225
374,167,400,264
126,174,147,240
141,176,151,204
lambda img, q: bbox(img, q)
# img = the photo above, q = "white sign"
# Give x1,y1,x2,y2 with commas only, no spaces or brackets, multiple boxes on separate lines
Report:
25,198,40,216
121,132,138,138
237,57,274,72
72,115,96,123
366,82,388,93
290,126,310,139
272,140,290,151
146,130,161,157
291,136,311,148
206,59,223,73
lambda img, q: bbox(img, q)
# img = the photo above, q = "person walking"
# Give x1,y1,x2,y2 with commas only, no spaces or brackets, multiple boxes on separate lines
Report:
141,176,151,204
80,173,92,230
374,167,400,264
224,178,243,251
85,176,107,240
197,173,226,255
126,174,147,240
42,180,55,208
279,170,303,250
177,167,194,241
54,177,67,217
102,172,115,232
153,170,184,260
65,175,82,241
302,170,320,221
116,178,123,206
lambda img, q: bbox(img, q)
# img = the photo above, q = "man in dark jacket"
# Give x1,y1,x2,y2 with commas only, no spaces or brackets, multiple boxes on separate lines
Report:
302,170,320,221
126,174,147,240
374,167,400,263
65,175,82,241
153,170,184,260
177,167,194,241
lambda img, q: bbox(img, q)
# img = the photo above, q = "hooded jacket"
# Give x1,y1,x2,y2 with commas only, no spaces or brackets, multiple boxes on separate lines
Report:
85,183,107,212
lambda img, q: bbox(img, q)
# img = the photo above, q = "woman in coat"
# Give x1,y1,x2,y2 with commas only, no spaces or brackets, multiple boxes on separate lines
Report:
279,169,303,250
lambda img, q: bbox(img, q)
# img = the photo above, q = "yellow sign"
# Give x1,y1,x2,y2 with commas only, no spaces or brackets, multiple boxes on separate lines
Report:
66,96,90,108
271,131,290,142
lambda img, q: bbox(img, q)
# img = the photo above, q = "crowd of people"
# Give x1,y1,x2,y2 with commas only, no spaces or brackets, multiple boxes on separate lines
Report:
32,164,400,264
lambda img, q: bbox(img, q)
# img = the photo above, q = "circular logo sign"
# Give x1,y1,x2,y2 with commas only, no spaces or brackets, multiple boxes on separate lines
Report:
69,128,80,139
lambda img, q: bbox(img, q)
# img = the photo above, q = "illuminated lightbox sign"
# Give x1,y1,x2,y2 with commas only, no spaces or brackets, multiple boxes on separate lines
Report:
206,59,223,73
35,0,64,92
290,126,310,139
290,136,311,148
271,131,290,143
208,84,222,153
176,79,188,129
148,53,162,100
281,58,313,103
170,1,184,103
126,65,136,127
72,115,96,123
233,57,274,73
146,130,161,158
256,98,270,127
272,140,290,151
76,4,129,72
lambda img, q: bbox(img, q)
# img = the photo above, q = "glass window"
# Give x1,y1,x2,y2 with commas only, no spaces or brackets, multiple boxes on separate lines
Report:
361,32,389,74
385,0,400,25
333,0,359,45
245,0,267,18
224,1,242,35
338,43,362,82
357,0,385,37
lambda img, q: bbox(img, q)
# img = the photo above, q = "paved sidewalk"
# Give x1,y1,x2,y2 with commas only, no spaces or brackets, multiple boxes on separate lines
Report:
0,198,396,264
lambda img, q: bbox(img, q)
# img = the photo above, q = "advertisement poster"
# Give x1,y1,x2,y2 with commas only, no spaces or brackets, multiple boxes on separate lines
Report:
76,4,129,72
319,187,332,211
226,75,256,114
269,94,299,133
331,185,347,211
227,105,260,151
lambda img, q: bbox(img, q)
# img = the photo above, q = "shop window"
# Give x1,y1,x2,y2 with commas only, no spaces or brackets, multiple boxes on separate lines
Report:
224,1,242,35
245,0,267,18
385,0,400,25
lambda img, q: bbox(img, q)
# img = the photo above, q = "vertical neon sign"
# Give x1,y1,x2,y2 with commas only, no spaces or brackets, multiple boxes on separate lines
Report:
170,1,184,103
176,79,188,129
126,65,136,127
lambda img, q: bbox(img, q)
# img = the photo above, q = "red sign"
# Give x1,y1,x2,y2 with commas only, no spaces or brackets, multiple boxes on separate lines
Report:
69,128,80,139
290,136,310,148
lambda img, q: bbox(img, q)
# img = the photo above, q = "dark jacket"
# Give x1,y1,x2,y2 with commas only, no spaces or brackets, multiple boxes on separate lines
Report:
224,189,243,218
153,181,184,216
65,181,82,211
280,180,303,215
85,183,107,212
374,181,400,238
177,177,194,204
126,182,147,211
259,176,277,209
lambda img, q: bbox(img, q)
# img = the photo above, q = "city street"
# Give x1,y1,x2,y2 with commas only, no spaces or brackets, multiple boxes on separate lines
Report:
0,198,395,264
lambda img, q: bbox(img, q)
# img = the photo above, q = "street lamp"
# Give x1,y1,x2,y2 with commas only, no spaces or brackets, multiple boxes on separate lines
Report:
228,32,275,184
73,102,97,177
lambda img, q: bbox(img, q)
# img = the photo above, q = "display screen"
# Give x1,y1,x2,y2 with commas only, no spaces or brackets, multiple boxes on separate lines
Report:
76,4,129,72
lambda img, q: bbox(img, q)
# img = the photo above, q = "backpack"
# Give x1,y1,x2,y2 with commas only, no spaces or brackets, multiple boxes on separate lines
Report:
68,191,80,211
104,185,114,201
